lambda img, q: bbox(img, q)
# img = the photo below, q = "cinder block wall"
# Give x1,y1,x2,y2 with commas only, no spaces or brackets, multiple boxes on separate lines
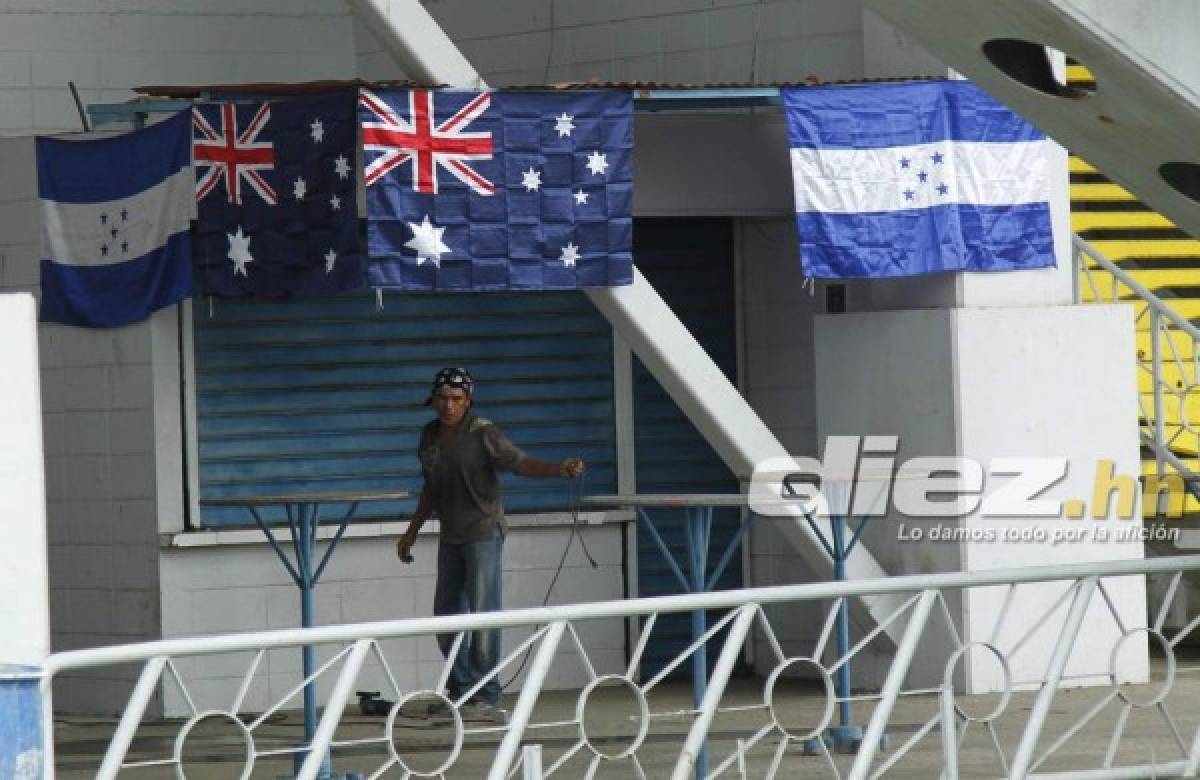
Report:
0,1,356,135
0,0,358,713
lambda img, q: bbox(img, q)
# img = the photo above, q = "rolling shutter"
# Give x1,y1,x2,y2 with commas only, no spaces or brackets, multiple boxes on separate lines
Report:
192,290,616,527
632,219,742,676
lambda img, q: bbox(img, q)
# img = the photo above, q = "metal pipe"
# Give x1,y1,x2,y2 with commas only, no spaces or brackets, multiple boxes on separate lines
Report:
670,604,758,780
687,509,708,778
489,621,567,780
295,639,372,780
847,589,939,780
1009,577,1100,779
1151,310,1166,476
521,744,544,780
939,686,958,780
44,556,1200,674
96,656,166,780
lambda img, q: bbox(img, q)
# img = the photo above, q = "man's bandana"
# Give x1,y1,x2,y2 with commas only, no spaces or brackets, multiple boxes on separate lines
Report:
426,366,474,405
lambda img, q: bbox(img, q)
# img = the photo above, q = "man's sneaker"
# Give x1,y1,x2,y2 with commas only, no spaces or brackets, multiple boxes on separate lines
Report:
424,698,454,720
459,699,508,724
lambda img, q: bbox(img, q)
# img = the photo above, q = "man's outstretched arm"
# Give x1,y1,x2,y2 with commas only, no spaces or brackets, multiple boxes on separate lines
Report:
516,456,585,479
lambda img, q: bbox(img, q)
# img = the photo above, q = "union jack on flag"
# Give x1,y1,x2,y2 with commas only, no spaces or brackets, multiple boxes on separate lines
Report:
192,92,363,298
193,103,277,205
360,89,494,194
359,88,634,291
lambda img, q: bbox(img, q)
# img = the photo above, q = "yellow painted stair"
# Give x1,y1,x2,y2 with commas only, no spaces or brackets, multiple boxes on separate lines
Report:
1069,62,1200,520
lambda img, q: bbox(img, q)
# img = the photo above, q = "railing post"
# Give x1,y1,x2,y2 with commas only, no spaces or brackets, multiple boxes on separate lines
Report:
96,656,167,780
847,589,938,780
521,744,544,780
295,639,372,780
939,684,959,780
1152,309,1166,477
489,621,567,780
670,605,759,780
1008,577,1099,779
1071,239,1081,304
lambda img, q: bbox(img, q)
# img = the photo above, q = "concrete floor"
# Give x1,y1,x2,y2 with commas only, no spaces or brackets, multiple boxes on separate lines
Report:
51,653,1200,778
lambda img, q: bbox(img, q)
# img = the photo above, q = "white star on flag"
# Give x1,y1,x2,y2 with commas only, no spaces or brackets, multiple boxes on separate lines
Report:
226,226,253,276
405,214,451,267
586,150,609,176
554,112,575,138
334,154,351,180
310,118,324,143
330,193,342,211
324,248,337,273
293,176,307,201
521,167,542,192
559,242,581,267
573,189,589,205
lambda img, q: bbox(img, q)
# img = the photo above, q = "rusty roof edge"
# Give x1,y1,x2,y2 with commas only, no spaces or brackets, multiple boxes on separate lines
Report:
133,75,940,100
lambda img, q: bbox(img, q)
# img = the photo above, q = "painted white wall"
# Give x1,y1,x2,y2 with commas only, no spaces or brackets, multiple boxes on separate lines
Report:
0,0,356,135
417,0,866,87
156,522,627,718
1064,0,1200,97
812,304,1147,692
0,293,50,666
0,2,359,712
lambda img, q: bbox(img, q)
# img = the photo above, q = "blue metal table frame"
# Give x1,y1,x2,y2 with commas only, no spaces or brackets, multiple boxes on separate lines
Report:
201,490,409,780
782,475,881,753
581,494,751,779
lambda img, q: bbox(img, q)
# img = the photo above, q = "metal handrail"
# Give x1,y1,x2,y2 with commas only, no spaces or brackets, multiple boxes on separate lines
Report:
37,554,1200,780
1073,234,1200,342
1074,233,1200,497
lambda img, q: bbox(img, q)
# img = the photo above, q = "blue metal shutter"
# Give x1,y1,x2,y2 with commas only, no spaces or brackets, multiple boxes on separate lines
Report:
632,219,741,676
192,290,616,527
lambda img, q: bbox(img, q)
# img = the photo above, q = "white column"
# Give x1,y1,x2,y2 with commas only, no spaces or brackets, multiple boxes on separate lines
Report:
0,293,52,778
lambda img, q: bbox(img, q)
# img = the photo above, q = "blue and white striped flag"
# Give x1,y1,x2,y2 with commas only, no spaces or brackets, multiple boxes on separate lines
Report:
37,111,194,327
783,80,1056,279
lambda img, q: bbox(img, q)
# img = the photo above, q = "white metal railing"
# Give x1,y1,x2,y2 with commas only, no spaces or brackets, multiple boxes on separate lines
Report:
37,555,1200,779
1074,234,1200,510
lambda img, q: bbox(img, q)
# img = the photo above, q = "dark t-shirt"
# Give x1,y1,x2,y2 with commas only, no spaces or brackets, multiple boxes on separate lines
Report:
417,413,526,544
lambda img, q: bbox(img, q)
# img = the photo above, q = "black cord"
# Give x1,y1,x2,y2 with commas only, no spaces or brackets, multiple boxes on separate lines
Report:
501,468,596,691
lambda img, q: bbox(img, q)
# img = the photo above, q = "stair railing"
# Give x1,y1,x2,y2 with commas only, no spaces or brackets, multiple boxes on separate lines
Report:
1073,234,1200,509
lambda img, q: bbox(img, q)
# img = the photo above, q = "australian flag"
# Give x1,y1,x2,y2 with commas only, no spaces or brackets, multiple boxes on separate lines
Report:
192,92,363,296
359,88,633,290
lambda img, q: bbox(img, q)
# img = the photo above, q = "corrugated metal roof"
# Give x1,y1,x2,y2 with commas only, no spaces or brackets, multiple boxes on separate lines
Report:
134,75,935,99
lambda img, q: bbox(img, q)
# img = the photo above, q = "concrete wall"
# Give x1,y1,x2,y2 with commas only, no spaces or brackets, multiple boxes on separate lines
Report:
0,1,355,136
157,521,627,717
0,1,359,712
418,0,868,86
810,304,1147,691
0,293,50,668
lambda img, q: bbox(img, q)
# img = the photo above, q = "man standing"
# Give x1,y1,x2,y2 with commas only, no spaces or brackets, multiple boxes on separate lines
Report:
396,367,585,722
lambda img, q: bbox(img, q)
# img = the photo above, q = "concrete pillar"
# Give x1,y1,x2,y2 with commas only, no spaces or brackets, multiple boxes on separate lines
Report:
813,303,1148,692
0,293,51,776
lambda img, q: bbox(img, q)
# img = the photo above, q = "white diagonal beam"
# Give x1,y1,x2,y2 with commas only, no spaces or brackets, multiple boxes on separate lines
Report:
341,0,903,643
344,0,484,88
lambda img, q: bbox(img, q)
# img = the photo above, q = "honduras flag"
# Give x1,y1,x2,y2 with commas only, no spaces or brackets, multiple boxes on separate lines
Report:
38,111,194,327
783,80,1056,279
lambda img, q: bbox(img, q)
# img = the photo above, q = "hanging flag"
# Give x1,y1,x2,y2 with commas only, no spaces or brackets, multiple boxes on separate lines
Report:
783,80,1056,279
37,111,195,328
359,88,633,291
192,92,363,297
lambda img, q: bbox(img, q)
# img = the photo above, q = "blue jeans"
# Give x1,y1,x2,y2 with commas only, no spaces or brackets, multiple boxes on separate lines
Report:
433,528,504,705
